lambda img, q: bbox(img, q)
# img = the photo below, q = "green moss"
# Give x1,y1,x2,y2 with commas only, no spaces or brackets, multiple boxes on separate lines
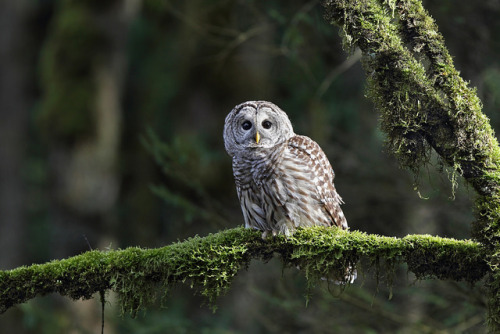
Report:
324,0,500,199
26,0,500,328
0,227,488,316
322,0,500,329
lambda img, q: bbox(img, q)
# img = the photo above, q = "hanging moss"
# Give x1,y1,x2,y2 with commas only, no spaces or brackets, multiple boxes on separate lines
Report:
391,0,500,244
324,0,500,197
322,0,500,330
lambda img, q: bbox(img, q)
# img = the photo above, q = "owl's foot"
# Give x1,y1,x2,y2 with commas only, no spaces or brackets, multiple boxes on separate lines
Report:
261,230,278,240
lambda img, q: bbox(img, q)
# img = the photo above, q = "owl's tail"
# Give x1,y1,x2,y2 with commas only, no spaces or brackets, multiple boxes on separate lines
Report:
330,265,357,285
297,265,357,284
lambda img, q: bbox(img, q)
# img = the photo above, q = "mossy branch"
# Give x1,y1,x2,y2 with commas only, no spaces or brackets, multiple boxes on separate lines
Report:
322,0,500,329
13,0,498,329
323,0,500,242
323,0,500,198
0,227,488,316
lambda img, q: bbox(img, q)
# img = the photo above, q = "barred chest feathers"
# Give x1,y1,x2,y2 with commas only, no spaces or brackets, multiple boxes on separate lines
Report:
223,100,352,281
232,136,343,236
223,100,348,239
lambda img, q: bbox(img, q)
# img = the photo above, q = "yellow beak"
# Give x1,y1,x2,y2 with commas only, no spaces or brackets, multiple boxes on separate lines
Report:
255,131,261,144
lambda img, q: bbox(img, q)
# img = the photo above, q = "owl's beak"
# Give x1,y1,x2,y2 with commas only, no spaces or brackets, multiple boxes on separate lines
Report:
255,131,261,144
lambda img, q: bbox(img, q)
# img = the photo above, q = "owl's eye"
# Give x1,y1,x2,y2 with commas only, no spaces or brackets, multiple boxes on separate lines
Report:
241,120,252,130
262,120,272,129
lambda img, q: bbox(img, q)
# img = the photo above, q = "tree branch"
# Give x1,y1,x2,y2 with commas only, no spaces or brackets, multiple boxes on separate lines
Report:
322,0,500,328
0,227,488,316
3,0,496,330
323,0,500,198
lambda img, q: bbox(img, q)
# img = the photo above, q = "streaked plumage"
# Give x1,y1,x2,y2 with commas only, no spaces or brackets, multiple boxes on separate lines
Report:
223,101,348,237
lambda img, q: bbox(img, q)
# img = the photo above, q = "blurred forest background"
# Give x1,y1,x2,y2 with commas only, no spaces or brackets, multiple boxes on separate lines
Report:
1,0,499,333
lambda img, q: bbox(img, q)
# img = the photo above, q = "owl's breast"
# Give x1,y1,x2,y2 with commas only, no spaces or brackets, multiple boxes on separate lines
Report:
232,146,284,188
232,152,276,231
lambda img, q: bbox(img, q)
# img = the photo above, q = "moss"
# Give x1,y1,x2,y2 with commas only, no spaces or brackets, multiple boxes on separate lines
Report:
393,0,500,194
26,0,500,328
324,0,436,174
0,227,488,316
282,227,487,284
323,0,500,198
322,0,500,329
390,2,500,325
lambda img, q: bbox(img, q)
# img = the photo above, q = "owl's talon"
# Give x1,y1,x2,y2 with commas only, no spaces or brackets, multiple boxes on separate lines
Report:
261,230,278,240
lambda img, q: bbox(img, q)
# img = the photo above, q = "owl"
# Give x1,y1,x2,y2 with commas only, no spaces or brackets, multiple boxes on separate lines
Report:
223,101,348,238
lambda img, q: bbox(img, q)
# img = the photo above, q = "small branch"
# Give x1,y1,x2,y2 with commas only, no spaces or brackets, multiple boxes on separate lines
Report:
0,227,488,315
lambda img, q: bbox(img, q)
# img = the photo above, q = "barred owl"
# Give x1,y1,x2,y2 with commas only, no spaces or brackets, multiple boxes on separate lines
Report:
223,101,348,238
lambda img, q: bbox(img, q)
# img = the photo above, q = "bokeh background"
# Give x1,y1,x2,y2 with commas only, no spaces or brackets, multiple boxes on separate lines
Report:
1,0,499,333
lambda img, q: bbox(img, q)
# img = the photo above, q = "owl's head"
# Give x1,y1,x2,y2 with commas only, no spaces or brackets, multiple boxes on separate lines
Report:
223,101,295,157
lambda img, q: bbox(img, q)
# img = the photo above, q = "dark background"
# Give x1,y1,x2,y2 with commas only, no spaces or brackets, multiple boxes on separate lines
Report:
1,0,499,332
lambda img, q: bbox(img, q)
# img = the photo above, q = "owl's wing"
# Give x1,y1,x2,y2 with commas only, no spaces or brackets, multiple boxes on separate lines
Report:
287,135,348,229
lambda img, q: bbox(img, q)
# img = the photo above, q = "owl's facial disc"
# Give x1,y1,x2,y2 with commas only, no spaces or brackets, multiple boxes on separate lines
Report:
223,101,295,157
232,108,274,148
236,104,293,149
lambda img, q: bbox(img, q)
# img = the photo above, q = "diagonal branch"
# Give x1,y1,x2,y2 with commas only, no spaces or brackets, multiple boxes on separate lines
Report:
322,0,500,329
323,0,500,198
